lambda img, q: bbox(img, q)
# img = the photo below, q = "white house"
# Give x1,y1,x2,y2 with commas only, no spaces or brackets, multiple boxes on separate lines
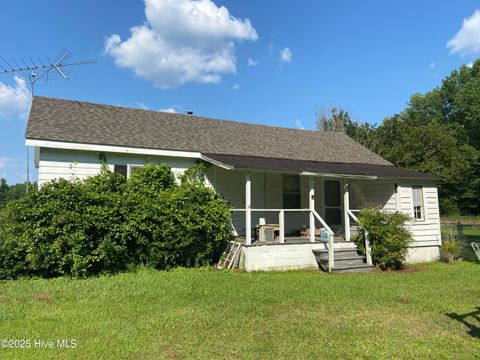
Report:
26,97,442,272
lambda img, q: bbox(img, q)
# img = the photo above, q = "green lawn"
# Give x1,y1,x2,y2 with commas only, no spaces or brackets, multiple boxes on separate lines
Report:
0,263,479,359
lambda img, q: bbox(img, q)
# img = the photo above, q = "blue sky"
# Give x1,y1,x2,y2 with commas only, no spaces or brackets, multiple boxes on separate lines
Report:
0,0,479,184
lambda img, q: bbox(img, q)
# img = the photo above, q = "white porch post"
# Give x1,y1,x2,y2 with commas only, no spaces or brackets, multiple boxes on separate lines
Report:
309,177,315,243
279,210,285,243
245,173,252,245
344,183,351,241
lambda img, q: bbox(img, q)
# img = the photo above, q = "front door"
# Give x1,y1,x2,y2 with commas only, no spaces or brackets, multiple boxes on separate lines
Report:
324,180,342,231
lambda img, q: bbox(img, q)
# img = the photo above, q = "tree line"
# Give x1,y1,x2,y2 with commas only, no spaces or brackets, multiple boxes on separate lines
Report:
0,179,34,208
316,60,480,215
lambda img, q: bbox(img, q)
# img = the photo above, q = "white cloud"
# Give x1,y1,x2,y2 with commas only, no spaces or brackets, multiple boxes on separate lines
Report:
466,61,474,68
0,76,31,120
447,9,480,56
295,118,304,130
428,62,435,70
232,84,240,90
135,101,149,110
247,57,258,66
279,47,292,63
105,0,258,89
159,107,177,113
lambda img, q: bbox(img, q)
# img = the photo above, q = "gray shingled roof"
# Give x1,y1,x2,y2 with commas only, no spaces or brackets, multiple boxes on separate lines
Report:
26,96,392,165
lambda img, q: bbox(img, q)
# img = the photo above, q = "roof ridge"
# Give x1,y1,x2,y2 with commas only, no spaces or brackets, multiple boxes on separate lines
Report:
32,96,344,135
27,96,392,166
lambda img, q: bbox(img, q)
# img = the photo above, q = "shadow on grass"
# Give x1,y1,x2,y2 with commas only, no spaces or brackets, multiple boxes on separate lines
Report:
446,308,480,338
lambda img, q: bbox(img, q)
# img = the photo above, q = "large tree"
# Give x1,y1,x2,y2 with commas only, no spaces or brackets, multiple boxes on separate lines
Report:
315,106,378,150
316,60,480,214
375,60,480,214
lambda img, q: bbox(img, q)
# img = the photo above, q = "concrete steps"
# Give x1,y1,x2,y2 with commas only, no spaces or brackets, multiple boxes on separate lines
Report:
312,248,374,273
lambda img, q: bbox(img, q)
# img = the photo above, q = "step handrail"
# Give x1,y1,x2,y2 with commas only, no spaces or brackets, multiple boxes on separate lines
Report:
346,209,359,223
346,209,372,266
312,210,334,236
312,210,334,272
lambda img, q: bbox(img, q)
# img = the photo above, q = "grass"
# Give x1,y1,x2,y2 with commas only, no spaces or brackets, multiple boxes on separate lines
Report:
0,263,479,359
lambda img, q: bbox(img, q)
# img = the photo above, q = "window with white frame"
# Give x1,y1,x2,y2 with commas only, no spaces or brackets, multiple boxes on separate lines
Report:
128,164,144,178
412,185,424,220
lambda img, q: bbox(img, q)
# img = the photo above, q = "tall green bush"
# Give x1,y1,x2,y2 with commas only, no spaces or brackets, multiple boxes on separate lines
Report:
354,208,412,270
0,163,232,279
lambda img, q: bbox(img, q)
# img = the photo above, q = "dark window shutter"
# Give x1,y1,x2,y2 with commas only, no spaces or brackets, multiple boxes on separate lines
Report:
114,165,127,178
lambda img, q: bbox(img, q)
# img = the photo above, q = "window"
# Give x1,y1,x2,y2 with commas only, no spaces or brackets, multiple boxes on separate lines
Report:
412,185,424,220
113,165,127,178
128,164,144,178
282,175,301,209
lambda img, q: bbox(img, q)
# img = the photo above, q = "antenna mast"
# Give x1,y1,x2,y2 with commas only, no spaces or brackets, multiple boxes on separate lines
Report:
0,49,97,192
0,49,97,95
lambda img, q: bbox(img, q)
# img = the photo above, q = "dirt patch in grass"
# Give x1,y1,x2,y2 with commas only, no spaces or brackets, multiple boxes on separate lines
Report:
225,350,241,359
374,266,428,274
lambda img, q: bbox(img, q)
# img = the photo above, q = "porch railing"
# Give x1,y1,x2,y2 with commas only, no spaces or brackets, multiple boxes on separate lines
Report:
346,209,372,265
313,210,335,272
230,208,336,272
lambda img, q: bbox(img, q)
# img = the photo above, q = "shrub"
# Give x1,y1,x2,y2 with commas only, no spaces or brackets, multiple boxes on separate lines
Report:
0,163,232,279
441,240,461,263
354,208,412,270
440,225,462,263
118,163,231,269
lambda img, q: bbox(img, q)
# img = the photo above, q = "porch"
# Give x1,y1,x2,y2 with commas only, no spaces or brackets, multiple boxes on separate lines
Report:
208,167,388,272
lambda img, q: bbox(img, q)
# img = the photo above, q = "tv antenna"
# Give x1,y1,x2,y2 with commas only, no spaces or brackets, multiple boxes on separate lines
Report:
0,49,96,193
0,49,97,96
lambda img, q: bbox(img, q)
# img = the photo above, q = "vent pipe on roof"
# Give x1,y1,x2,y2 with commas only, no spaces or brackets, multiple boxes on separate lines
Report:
186,110,193,115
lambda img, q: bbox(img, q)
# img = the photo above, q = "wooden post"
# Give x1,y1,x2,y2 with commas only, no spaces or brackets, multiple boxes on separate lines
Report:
245,173,252,245
344,183,351,241
279,210,285,243
309,177,315,243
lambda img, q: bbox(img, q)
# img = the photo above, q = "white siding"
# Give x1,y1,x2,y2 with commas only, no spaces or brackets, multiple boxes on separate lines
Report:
346,179,441,262
38,147,196,186
206,167,245,235
353,180,397,211
398,182,442,249
37,148,442,263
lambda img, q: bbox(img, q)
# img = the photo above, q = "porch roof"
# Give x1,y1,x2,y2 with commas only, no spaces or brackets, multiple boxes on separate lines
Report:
202,153,441,180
